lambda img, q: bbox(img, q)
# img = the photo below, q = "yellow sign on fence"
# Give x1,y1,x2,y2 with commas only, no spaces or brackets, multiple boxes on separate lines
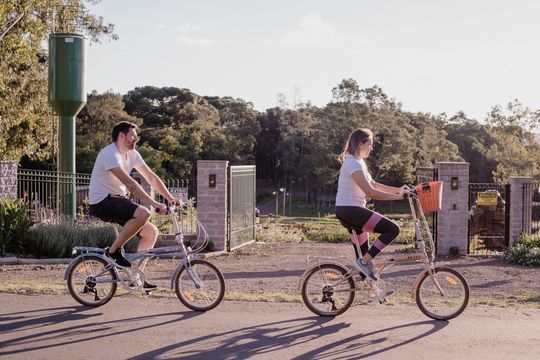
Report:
477,191,498,206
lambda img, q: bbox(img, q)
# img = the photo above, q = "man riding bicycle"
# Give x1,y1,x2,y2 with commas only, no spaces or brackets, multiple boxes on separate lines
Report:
88,121,181,291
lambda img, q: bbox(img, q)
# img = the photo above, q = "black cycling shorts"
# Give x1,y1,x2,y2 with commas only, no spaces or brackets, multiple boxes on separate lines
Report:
89,194,139,226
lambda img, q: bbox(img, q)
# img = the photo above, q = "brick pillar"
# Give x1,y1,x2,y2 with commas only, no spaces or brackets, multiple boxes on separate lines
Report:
509,176,532,246
0,161,18,200
436,162,469,255
197,160,228,251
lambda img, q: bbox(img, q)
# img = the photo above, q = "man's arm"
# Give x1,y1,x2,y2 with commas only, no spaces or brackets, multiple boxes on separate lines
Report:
134,162,177,203
110,167,160,206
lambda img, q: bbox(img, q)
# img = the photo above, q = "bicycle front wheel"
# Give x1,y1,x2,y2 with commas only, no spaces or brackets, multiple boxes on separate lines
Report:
301,263,355,317
66,255,118,307
415,266,469,320
174,260,225,311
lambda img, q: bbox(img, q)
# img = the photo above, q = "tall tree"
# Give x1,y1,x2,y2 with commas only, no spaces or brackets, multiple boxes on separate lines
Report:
76,91,141,173
0,0,116,163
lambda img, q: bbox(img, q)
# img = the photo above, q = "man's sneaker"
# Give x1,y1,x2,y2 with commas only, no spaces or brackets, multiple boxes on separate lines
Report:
105,248,131,267
354,259,377,281
143,281,158,292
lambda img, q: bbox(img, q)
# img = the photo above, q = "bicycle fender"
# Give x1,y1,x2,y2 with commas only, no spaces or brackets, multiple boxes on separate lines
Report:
63,253,119,281
297,261,351,292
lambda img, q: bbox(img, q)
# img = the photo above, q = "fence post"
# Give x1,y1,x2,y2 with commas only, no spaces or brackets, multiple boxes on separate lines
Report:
197,160,229,251
0,161,18,200
436,162,469,255
509,176,533,246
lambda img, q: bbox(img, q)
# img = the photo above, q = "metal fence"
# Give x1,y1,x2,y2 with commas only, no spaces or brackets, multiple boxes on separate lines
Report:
468,183,509,254
17,169,191,223
17,169,91,221
228,165,256,251
522,183,539,239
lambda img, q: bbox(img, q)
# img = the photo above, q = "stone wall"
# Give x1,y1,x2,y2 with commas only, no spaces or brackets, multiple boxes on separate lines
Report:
0,161,18,200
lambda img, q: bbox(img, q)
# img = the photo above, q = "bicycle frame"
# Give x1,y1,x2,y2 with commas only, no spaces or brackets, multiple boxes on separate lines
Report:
63,206,206,290
298,194,440,300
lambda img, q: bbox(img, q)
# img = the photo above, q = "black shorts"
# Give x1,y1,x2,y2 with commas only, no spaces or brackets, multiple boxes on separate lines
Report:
89,195,139,226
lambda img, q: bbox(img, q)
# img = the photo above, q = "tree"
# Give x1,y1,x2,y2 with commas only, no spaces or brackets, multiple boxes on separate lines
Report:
445,112,497,182
76,91,142,173
0,0,116,163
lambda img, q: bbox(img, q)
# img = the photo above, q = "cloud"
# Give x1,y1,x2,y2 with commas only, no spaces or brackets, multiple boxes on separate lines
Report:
272,13,342,46
155,23,167,29
177,24,202,32
176,35,216,46
175,23,217,46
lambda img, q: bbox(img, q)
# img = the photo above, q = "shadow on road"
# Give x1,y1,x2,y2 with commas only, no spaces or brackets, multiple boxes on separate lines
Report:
129,316,448,359
0,304,203,357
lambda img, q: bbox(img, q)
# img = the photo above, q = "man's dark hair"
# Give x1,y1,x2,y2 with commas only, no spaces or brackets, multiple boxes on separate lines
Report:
112,121,137,142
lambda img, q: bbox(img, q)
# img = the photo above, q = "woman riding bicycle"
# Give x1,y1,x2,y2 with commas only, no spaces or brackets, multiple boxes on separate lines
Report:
335,128,411,281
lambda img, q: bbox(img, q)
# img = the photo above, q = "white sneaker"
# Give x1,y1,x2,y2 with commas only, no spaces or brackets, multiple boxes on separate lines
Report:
355,259,377,281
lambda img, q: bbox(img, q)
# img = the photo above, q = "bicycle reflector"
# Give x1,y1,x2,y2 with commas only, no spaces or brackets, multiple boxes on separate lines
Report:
183,290,194,301
324,273,339,280
415,181,443,213
446,276,458,286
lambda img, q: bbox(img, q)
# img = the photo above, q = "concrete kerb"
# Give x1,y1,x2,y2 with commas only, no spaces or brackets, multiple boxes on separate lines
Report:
0,250,229,266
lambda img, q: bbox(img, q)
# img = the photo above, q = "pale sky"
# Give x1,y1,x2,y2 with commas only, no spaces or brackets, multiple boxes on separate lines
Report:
86,0,540,121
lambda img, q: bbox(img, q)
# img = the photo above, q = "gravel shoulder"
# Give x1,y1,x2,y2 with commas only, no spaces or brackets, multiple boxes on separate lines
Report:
1,242,539,308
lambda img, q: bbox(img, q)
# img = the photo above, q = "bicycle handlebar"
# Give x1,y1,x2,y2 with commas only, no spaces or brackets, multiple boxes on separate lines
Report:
155,204,189,215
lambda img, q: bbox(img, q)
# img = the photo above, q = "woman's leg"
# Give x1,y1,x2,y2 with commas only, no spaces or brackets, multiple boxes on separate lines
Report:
350,232,369,258
361,214,400,262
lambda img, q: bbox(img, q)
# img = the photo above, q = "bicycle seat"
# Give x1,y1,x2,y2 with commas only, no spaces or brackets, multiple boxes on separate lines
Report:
335,214,362,234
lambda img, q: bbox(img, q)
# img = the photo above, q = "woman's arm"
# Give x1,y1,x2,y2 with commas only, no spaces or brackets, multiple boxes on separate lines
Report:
372,182,402,194
351,171,404,201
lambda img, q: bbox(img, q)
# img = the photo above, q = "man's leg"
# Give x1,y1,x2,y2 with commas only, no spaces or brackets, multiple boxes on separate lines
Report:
110,206,151,253
136,222,159,272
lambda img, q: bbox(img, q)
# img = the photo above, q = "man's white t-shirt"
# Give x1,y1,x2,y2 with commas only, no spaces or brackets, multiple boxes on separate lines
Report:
335,154,373,207
89,143,145,205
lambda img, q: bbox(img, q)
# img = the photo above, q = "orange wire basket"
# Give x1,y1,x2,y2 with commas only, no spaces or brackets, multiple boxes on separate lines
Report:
415,181,443,213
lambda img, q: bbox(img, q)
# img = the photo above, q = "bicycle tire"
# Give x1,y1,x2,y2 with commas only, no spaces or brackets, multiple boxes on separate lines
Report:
301,263,355,317
174,259,225,311
415,266,469,320
66,255,118,307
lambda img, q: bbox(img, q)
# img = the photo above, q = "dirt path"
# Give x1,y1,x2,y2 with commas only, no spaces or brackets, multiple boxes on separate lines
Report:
1,242,539,308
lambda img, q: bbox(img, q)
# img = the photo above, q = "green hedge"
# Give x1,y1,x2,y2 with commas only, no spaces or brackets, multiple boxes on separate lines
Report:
504,235,540,267
25,221,136,258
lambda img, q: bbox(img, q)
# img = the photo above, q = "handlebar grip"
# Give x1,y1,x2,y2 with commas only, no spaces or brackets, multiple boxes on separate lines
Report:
155,206,170,214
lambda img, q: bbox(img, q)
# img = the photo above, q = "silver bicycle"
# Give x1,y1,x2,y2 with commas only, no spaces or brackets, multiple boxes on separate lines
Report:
64,206,225,311
299,189,469,320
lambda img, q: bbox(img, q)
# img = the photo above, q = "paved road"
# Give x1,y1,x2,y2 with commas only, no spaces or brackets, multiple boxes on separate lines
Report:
1,293,539,359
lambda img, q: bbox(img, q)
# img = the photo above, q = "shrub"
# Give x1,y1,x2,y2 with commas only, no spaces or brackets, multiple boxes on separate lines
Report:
449,246,460,256
25,221,137,258
0,198,35,255
504,234,540,267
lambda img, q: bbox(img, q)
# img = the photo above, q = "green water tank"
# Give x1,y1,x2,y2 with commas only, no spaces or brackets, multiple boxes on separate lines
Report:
48,33,87,217
48,33,87,116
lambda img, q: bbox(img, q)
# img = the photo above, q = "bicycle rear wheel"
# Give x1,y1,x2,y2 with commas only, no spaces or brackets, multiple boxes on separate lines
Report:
301,263,355,317
67,255,118,306
174,260,225,311
415,266,469,320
